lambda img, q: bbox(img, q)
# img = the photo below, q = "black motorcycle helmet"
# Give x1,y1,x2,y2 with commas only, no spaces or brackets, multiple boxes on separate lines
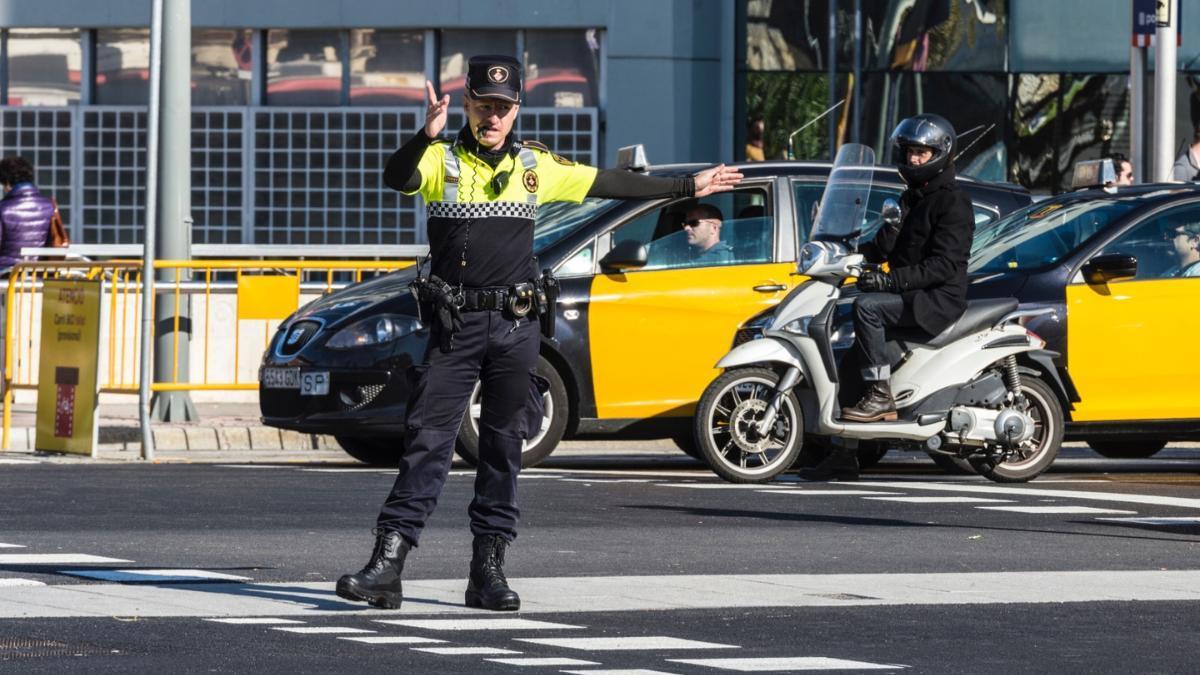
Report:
890,113,956,185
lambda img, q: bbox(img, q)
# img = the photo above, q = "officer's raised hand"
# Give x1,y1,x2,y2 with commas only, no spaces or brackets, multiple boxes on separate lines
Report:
693,164,744,198
424,80,450,139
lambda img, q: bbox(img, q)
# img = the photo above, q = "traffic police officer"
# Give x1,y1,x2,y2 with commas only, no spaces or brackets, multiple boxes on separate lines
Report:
337,55,743,611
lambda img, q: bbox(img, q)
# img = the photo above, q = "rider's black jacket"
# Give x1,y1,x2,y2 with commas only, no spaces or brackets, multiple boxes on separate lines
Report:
861,163,975,335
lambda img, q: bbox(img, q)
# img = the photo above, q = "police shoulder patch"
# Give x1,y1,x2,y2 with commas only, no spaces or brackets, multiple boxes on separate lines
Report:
551,153,576,166
523,169,539,193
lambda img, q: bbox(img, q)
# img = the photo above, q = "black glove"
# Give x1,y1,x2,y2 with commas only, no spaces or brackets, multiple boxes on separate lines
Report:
857,270,896,293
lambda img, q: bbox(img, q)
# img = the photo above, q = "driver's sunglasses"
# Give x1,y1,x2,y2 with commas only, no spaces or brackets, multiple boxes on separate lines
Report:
1165,227,1189,240
682,218,708,228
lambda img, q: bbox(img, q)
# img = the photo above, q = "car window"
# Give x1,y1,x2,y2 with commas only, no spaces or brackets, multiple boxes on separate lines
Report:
533,198,618,253
607,186,774,271
973,204,999,226
792,180,903,244
558,240,595,277
970,199,1139,274
1099,204,1200,280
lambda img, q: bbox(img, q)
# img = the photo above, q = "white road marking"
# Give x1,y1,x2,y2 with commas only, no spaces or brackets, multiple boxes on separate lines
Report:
1097,516,1200,525
413,646,522,655
4,570,1200,618
339,636,446,645
376,618,581,630
516,636,738,651
0,459,38,464
272,626,376,634
62,569,252,582
300,468,396,474
0,579,45,588
486,657,600,666
0,554,132,564
758,490,903,496
0,544,26,548
206,618,305,625
865,496,1013,504
215,465,291,469
863,480,1200,509
559,478,654,484
561,670,680,675
977,506,1138,515
663,484,800,490
670,656,907,671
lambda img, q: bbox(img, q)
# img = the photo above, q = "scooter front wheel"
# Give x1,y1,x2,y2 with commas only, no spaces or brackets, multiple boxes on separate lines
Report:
695,367,803,483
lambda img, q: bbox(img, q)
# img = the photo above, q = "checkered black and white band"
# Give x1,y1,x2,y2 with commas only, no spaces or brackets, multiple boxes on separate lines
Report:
427,200,539,220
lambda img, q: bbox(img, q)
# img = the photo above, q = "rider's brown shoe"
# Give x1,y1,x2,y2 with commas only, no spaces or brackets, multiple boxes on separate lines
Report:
841,381,898,423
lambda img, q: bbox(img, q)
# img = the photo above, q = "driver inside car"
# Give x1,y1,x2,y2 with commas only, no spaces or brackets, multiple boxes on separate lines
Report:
801,114,975,481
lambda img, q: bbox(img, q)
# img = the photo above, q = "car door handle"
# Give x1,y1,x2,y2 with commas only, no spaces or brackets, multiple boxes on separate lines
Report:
753,283,787,293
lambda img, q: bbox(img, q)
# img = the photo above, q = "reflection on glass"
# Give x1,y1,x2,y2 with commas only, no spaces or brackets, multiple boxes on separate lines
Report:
267,29,342,106
350,30,424,105
439,30,516,99
745,0,827,70
970,199,1137,274
745,72,831,160
96,29,150,105
193,29,253,105
523,30,600,108
6,29,82,106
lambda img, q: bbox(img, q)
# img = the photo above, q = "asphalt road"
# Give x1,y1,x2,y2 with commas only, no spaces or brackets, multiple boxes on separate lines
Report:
1,445,1198,673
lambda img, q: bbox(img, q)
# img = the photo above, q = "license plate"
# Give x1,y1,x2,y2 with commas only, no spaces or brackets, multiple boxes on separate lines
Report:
300,371,330,396
262,367,300,389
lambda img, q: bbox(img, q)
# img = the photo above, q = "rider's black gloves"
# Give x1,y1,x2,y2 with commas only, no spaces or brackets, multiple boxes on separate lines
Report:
857,270,897,293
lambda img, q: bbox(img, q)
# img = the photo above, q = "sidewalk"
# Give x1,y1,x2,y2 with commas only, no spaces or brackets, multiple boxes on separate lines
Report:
0,399,687,464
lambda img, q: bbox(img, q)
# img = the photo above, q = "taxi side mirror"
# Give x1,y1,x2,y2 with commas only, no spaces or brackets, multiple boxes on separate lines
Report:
600,239,648,273
1081,254,1137,286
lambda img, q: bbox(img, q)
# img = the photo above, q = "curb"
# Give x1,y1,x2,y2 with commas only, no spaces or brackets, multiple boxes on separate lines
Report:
5,424,341,453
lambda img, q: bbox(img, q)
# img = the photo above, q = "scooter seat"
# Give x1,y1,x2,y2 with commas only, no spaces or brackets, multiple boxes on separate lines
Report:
889,298,1018,349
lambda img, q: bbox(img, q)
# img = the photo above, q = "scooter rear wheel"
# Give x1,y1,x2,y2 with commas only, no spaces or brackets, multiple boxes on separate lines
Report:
968,376,1064,483
695,367,803,483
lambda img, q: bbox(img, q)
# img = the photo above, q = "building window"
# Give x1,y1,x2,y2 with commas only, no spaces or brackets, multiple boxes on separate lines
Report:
523,30,600,108
193,29,253,105
96,29,150,105
266,29,342,106
5,29,82,107
349,29,424,106
439,30,516,99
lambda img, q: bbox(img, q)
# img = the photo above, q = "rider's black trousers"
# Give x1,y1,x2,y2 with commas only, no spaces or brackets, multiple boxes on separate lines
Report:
376,310,542,547
852,292,921,381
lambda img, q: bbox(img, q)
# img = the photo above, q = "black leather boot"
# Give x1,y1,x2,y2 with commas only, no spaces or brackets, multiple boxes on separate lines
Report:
465,534,520,611
841,381,898,423
336,528,410,609
797,445,860,481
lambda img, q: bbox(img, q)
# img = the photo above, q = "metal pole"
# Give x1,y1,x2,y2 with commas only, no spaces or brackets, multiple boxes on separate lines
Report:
827,0,838,157
718,0,736,164
1131,45,1146,183
1154,0,1178,182
138,0,165,460
150,0,198,421
851,0,862,143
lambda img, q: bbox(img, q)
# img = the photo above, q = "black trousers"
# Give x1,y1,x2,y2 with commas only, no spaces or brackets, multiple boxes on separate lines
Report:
852,292,921,381
377,310,541,547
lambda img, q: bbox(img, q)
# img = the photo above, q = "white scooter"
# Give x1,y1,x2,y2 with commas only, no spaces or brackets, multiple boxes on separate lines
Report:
694,144,1077,484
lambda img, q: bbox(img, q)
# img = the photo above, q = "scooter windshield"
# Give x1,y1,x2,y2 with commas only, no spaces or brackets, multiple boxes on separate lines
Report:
811,143,875,243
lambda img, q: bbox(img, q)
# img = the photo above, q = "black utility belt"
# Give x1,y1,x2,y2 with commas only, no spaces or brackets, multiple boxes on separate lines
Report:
458,285,535,314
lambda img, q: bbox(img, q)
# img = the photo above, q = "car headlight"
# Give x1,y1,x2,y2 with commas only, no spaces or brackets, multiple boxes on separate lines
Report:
326,314,422,350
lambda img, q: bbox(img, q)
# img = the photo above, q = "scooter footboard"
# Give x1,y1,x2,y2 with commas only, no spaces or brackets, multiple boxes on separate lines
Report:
716,336,806,372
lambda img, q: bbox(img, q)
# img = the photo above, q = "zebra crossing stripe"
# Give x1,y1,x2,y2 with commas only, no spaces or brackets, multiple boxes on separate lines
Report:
339,636,446,645
206,618,305,625
863,481,1200,509
669,656,907,671
0,579,45,587
0,544,27,548
486,657,600,666
758,490,903,496
62,569,252,582
272,627,375,634
375,618,581,630
865,496,1012,504
560,670,680,675
413,646,523,655
1097,516,1200,525
516,636,738,651
0,554,132,564
977,506,1138,515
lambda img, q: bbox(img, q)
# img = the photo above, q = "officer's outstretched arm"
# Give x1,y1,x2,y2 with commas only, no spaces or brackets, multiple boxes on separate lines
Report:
383,132,433,193
586,164,743,200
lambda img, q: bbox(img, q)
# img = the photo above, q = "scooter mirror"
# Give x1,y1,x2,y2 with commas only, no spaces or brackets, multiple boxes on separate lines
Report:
880,198,901,227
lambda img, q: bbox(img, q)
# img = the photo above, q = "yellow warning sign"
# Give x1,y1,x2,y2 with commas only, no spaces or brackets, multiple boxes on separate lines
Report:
35,279,102,456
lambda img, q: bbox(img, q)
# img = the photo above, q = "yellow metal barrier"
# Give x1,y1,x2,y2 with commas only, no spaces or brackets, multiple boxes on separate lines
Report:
2,258,412,449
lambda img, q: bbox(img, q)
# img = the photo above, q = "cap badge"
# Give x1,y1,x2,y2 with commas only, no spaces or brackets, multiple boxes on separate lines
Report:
488,66,509,84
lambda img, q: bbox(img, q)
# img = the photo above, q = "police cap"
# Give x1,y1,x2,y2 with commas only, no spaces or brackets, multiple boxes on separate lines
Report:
466,55,522,103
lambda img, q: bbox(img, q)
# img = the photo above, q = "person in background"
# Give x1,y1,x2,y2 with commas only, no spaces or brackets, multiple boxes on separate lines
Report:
1171,129,1200,182
0,156,55,272
745,116,766,162
1108,153,1133,186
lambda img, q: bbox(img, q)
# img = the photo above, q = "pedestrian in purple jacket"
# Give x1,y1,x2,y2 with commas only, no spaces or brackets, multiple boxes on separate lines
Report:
0,156,56,271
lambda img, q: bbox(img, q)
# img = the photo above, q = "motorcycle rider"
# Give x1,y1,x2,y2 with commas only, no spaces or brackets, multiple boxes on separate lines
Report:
800,114,974,481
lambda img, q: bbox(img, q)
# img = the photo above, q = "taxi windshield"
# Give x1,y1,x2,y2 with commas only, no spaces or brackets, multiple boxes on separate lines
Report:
533,198,617,252
969,198,1139,274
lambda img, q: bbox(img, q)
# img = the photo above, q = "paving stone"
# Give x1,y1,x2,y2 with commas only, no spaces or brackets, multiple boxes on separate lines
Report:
152,427,189,451
183,427,219,451
248,426,281,450
278,430,313,451
216,427,252,450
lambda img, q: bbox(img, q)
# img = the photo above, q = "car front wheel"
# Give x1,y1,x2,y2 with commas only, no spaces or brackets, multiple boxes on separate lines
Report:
455,355,569,469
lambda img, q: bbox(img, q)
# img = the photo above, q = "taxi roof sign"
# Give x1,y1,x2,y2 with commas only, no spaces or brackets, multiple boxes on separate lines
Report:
1071,158,1116,190
616,144,648,171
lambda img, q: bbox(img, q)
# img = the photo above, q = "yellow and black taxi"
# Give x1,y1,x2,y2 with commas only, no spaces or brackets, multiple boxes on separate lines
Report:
964,181,1200,458
259,159,1030,465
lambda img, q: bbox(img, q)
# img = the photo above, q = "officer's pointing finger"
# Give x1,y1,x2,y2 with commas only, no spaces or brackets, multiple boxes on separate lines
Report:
425,80,439,106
